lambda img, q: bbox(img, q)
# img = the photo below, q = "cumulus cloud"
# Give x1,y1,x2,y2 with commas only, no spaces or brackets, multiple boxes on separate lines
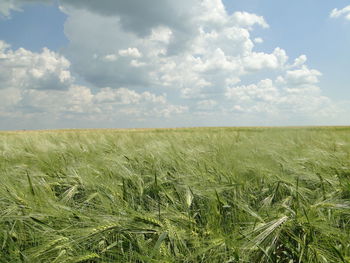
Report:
226,79,280,104
291,55,307,68
0,0,346,127
118,48,142,58
0,40,73,90
254,37,263,44
285,66,322,85
0,41,188,124
59,0,284,103
242,47,288,71
103,54,118,62
94,87,165,105
224,64,337,120
231,11,269,29
330,5,350,21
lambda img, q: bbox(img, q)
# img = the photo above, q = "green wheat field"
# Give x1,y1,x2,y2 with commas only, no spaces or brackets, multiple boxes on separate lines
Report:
0,127,349,263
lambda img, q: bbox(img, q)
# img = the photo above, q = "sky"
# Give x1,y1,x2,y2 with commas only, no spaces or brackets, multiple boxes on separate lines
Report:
0,0,349,130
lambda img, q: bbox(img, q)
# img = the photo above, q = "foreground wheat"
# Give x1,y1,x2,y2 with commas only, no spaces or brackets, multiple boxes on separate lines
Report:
0,127,349,262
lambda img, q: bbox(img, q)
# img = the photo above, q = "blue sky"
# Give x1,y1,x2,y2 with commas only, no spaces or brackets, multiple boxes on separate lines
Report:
0,2,68,52
0,0,349,129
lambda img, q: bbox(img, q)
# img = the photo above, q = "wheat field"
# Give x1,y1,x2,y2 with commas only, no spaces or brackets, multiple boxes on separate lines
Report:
0,127,349,262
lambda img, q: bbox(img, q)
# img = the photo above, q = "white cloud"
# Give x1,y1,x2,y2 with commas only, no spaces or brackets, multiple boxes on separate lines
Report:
156,105,188,118
291,55,307,68
197,0,228,26
285,65,322,85
118,47,142,58
19,84,184,119
243,47,288,71
226,79,280,103
130,59,146,68
103,54,118,62
254,37,263,44
92,88,187,119
0,41,73,90
330,5,350,21
225,66,336,120
0,41,188,123
21,85,96,114
149,26,173,44
94,87,166,105
59,0,278,98
231,11,269,29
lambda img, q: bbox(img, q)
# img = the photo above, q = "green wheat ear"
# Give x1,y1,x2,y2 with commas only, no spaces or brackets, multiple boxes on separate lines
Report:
0,127,349,262
69,253,100,263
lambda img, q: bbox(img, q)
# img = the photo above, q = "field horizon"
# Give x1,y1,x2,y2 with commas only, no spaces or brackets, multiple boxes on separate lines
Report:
1,125,350,133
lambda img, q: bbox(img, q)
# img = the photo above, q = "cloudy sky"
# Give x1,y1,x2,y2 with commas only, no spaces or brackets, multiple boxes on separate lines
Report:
0,0,349,129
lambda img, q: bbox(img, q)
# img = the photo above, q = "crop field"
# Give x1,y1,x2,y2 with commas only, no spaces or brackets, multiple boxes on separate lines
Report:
0,127,350,263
